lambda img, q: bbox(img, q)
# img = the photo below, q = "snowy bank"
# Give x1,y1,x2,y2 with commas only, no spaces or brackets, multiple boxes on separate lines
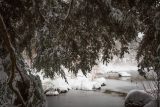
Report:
68,77,106,91
119,72,131,77
105,71,131,79
41,74,107,95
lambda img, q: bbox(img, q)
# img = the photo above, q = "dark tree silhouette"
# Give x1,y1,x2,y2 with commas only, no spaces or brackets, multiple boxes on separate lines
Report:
0,0,160,106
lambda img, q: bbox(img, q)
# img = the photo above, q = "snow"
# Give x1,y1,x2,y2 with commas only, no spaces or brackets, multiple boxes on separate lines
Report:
119,72,131,77
52,78,71,92
102,64,138,72
39,56,136,96
41,72,107,95
138,32,144,39
125,90,153,107
80,79,93,91
106,72,120,78
69,76,106,91
94,77,106,86
42,78,70,94
92,82,101,89
42,81,54,92
68,76,105,91
46,91,59,96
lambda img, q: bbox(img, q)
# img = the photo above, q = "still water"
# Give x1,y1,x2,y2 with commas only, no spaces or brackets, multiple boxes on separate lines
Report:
47,70,152,107
47,90,125,107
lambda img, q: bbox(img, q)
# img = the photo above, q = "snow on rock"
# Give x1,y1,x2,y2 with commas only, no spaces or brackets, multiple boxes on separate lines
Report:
94,77,106,86
125,90,153,107
52,78,71,93
41,70,107,94
92,82,101,89
69,77,93,90
81,79,94,91
119,72,131,77
46,90,59,96
69,77,106,91
106,71,131,78
106,72,120,78
42,81,54,92
42,78,70,95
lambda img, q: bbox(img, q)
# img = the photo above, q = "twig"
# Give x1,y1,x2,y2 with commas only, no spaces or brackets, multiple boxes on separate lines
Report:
63,0,74,20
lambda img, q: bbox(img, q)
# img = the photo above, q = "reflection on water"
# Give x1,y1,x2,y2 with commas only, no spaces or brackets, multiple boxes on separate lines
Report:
47,90,125,107
104,89,127,97
47,75,152,107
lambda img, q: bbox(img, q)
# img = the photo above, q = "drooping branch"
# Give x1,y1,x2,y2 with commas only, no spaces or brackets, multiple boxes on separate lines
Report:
63,0,74,20
0,14,26,107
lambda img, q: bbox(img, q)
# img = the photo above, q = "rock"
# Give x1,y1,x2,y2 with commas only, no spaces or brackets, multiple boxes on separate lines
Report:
57,86,69,93
119,72,131,77
46,90,59,96
101,83,106,86
144,100,159,107
125,90,153,107
106,72,120,78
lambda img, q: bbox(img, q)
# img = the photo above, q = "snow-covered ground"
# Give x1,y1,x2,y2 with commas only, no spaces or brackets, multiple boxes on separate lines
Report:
98,63,138,73
37,61,138,96
41,72,107,96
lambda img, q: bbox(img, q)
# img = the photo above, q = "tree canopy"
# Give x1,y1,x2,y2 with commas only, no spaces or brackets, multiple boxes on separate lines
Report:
0,0,160,77
0,0,160,106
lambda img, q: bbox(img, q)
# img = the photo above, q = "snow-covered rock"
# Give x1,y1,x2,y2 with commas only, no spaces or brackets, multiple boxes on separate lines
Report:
46,90,59,96
144,100,157,107
69,77,93,91
92,82,101,89
106,72,120,78
57,86,69,93
81,79,93,91
42,78,70,94
119,72,131,77
41,71,107,93
42,81,54,92
69,76,106,90
94,77,106,86
125,90,153,107
106,71,131,78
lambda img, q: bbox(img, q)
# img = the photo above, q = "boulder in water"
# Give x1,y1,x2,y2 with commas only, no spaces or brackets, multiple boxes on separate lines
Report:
125,90,153,107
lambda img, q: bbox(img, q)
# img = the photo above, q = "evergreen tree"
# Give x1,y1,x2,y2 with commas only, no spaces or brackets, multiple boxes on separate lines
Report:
0,0,160,106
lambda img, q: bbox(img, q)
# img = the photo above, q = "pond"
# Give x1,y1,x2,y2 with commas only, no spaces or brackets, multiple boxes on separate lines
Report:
47,90,125,107
47,75,151,107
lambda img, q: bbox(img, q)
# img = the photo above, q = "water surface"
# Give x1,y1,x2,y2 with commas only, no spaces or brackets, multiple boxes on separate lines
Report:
47,90,125,107
47,73,152,107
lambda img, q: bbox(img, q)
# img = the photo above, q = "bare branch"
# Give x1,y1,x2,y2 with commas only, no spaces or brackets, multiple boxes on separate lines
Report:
63,0,74,20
